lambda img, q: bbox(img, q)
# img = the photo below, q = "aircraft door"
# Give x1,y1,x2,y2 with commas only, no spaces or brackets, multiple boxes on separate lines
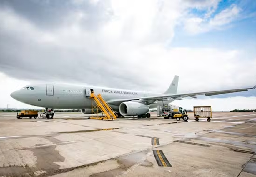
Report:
84,89,90,97
46,84,54,96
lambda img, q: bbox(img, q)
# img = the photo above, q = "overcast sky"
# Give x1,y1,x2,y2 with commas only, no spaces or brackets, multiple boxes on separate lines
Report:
0,0,256,111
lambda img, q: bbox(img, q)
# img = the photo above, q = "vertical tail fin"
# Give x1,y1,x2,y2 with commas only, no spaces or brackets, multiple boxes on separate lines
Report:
164,75,179,94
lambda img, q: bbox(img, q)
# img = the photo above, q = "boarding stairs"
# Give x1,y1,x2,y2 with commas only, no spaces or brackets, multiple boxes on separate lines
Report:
90,92,117,120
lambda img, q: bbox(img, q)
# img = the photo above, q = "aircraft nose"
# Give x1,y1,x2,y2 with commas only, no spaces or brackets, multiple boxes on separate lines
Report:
10,91,18,100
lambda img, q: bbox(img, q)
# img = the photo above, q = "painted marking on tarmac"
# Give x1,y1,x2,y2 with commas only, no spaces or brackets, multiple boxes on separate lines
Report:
230,122,245,124
59,128,119,134
151,137,159,145
153,150,172,167
0,136,20,139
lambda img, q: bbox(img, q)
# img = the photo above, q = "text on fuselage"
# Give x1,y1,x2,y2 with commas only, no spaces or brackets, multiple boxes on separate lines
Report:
102,89,138,95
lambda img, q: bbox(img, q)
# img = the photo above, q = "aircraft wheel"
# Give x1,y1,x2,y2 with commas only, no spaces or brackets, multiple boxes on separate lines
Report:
195,117,199,122
46,114,50,119
207,117,211,122
116,112,122,118
183,116,188,122
146,113,150,118
164,116,169,119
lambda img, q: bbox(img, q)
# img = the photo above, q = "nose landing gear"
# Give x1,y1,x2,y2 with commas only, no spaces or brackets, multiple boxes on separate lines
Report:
45,108,54,119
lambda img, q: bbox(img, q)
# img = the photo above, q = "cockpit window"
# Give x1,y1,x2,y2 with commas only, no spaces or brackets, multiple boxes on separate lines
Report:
23,86,35,90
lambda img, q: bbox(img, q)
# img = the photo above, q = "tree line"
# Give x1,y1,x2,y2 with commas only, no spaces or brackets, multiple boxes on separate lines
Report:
230,109,256,112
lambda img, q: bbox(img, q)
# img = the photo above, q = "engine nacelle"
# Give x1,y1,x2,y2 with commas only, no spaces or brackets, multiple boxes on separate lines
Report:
119,101,149,116
81,109,93,114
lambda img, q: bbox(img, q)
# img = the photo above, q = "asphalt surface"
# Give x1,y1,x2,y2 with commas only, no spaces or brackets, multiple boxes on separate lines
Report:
0,112,255,177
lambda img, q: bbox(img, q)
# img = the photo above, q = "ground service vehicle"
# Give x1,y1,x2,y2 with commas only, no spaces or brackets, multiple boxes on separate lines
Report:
157,104,179,118
173,107,189,122
17,110,38,119
194,106,212,122
158,104,188,121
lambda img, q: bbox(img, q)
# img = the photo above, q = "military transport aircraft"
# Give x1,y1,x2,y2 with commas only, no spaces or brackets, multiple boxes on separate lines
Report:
11,75,256,118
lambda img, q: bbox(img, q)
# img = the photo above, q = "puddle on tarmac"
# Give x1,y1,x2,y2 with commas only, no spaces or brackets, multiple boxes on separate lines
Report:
31,145,65,173
243,157,256,175
208,130,255,137
59,128,119,134
198,137,256,153
90,151,150,177
184,133,198,139
249,118,256,121
0,166,32,176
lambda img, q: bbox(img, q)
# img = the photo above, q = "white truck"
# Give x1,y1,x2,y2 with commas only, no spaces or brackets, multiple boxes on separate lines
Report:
157,104,180,119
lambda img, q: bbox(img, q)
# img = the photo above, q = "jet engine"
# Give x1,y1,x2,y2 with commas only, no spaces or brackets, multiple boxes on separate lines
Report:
81,109,93,114
119,101,149,116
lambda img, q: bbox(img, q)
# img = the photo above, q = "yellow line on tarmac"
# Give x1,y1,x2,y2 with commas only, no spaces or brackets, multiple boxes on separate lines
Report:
154,138,157,145
156,150,167,167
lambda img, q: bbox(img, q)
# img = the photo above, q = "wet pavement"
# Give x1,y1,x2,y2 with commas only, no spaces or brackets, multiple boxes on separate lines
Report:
0,112,255,176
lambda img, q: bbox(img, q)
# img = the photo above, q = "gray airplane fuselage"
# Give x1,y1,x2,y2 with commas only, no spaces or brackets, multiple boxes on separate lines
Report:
10,84,160,110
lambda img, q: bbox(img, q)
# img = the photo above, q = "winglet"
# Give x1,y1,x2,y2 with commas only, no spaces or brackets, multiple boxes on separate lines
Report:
164,75,179,94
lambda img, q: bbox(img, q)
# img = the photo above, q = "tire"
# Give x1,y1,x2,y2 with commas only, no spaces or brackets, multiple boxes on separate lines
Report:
17,116,21,119
46,114,50,119
34,117,37,119
164,116,169,119
207,117,211,122
138,115,141,118
116,113,122,118
168,114,173,119
176,117,180,121
183,116,188,122
146,113,150,118
195,117,199,122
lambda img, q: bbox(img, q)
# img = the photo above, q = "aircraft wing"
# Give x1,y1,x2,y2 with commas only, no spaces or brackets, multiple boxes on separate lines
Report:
107,85,256,106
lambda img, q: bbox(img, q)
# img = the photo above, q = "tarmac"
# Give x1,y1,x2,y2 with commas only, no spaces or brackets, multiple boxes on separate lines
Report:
0,112,255,177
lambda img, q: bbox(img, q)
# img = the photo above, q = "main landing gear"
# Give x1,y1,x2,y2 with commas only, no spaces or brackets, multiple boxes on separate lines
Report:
116,112,124,118
138,113,151,118
45,108,54,119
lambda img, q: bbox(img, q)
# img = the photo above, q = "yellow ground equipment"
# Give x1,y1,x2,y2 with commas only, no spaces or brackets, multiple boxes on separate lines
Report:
173,107,188,122
17,110,38,119
89,90,117,120
194,106,212,122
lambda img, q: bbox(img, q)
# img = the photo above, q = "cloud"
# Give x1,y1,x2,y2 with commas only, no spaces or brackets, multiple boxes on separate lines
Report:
184,4,241,34
0,73,37,109
0,0,256,109
0,0,113,30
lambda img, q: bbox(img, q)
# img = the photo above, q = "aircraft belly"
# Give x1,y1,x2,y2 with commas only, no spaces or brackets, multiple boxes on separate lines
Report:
29,93,90,109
